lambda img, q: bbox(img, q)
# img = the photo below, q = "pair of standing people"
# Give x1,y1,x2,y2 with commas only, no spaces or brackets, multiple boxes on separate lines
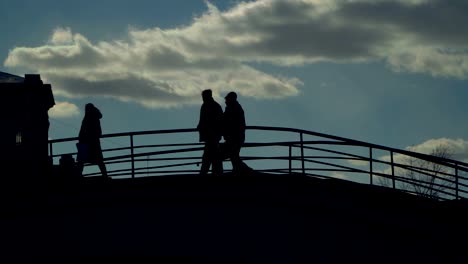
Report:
197,90,246,176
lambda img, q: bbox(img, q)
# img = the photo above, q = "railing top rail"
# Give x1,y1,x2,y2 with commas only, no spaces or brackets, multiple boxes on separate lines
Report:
48,125,468,168
48,128,198,144
247,126,468,168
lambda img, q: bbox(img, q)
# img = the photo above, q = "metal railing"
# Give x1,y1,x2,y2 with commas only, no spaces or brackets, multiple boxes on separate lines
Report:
48,126,468,200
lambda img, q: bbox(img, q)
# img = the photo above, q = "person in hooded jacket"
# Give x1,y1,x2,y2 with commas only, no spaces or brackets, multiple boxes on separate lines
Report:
76,103,108,178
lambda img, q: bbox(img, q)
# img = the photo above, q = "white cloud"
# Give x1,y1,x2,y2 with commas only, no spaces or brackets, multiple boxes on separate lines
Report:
348,159,369,167
330,172,351,180
50,27,73,45
48,101,80,118
4,0,468,108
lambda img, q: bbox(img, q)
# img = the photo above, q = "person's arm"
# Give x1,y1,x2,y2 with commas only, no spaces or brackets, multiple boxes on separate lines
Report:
197,105,207,142
240,108,246,131
197,105,204,130
94,107,103,119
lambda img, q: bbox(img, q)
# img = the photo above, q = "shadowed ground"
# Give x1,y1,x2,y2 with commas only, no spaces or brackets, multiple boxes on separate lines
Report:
1,172,467,263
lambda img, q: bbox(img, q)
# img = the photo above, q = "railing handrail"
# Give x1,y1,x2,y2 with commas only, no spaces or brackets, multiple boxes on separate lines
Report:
49,125,468,170
48,125,468,201
247,126,468,169
48,128,198,143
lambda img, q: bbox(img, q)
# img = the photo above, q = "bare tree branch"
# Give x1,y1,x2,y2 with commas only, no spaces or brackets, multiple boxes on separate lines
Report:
381,145,455,199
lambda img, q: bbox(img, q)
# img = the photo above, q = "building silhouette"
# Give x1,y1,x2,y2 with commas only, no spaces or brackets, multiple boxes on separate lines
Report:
0,71,55,178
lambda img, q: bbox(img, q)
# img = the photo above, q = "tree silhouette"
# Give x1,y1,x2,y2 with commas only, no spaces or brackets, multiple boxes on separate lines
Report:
380,145,455,199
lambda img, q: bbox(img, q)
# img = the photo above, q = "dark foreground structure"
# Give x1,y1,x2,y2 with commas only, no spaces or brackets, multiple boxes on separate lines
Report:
1,172,467,263
0,71,55,178
1,72,467,262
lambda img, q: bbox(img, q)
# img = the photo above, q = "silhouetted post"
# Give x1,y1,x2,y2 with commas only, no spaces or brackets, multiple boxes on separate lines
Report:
49,142,54,163
289,144,292,174
455,164,459,199
369,147,373,185
300,133,305,174
130,134,135,178
59,154,79,180
391,151,396,189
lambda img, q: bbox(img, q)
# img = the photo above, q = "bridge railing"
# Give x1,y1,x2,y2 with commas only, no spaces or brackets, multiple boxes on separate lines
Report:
48,126,468,200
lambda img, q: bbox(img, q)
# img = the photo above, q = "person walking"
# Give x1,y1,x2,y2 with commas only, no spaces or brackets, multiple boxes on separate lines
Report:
222,92,246,175
197,89,223,176
76,103,108,179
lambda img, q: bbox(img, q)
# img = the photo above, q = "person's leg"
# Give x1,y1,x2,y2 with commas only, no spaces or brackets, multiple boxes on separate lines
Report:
93,143,108,178
77,161,84,176
212,142,223,176
228,141,242,175
200,143,212,176
98,161,108,178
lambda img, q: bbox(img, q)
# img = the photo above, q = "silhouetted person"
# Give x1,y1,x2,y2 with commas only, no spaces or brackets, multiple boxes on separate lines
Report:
197,89,223,176
223,92,246,175
76,103,108,179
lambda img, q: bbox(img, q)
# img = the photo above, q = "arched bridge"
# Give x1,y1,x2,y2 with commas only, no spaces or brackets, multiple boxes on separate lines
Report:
48,126,468,201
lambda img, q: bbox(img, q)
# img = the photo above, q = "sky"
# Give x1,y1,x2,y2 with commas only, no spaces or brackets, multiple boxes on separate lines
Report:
3,0,468,168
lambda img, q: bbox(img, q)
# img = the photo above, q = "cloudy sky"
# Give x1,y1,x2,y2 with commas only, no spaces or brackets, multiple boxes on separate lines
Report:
2,0,468,162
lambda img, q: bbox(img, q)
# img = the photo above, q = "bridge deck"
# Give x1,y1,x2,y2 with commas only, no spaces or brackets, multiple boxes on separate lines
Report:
1,172,467,263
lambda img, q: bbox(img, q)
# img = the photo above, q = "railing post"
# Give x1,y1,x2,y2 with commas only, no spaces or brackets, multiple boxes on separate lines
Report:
300,133,305,175
369,147,373,185
49,142,53,163
391,151,395,189
130,134,135,179
455,163,459,200
289,144,292,175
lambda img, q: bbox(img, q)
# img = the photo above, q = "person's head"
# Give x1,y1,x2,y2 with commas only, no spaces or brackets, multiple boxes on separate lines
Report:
225,91,237,106
85,103,95,114
201,89,213,103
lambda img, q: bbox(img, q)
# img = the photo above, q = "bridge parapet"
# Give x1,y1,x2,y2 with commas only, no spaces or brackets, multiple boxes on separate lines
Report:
48,126,468,200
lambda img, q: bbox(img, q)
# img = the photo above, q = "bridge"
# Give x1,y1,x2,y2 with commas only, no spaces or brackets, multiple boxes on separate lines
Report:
2,126,468,262
49,126,468,201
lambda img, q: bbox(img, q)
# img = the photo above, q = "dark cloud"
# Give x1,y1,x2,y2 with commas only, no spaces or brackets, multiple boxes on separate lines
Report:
5,0,468,109
46,73,193,107
339,0,468,46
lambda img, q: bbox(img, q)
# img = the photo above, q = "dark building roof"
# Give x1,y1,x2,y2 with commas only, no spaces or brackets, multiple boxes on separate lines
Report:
0,71,24,83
